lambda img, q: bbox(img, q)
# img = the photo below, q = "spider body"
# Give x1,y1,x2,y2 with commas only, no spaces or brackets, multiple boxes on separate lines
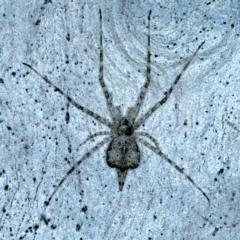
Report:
107,112,140,190
107,133,140,190
23,9,209,205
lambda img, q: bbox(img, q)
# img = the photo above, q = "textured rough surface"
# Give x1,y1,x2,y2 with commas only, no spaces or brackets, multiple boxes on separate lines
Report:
0,0,240,239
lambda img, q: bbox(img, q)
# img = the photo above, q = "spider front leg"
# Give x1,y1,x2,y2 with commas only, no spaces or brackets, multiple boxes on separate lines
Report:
99,9,119,121
22,63,112,127
134,41,205,129
138,138,210,202
129,10,152,123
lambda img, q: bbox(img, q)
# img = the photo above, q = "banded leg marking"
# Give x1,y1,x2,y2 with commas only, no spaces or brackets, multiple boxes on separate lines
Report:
45,137,111,205
138,138,210,202
23,63,112,127
135,41,205,129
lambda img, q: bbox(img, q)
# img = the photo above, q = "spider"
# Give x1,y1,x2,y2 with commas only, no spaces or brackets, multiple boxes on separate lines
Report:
23,9,209,205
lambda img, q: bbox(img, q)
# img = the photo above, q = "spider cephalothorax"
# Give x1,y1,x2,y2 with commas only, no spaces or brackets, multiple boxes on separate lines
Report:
117,118,134,136
23,9,209,206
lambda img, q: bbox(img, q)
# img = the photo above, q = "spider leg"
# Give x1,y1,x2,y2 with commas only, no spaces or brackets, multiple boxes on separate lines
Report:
77,131,111,148
226,120,240,133
135,131,158,148
45,137,111,206
134,41,205,129
138,138,210,202
130,10,152,123
99,9,118,121
23,63,112,127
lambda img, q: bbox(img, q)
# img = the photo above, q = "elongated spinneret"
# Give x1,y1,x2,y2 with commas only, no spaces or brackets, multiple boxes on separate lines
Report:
117,118,134,136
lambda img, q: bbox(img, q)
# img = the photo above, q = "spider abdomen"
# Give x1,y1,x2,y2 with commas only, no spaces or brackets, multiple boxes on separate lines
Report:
106,136,140,170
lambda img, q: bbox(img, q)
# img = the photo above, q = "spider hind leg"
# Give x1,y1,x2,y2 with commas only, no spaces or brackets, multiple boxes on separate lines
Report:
138,138,210,202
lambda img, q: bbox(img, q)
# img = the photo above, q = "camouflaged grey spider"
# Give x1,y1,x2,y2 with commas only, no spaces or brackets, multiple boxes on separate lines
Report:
23,9,209,205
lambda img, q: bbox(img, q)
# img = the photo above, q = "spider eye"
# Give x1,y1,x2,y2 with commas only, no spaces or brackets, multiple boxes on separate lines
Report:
126,126,134,136
117,118,134,136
